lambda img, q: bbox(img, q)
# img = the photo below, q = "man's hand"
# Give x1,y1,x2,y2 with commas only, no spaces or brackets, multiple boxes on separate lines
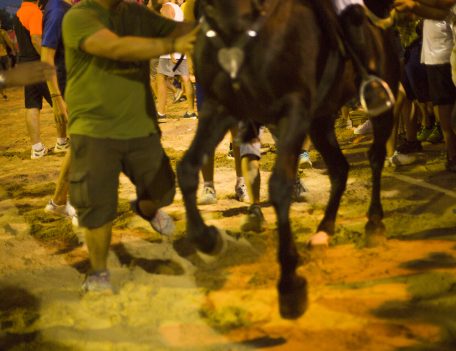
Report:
394,0,416,11
394,0,456,18
3,62,55,87
174,25,199,55
52,95,68,126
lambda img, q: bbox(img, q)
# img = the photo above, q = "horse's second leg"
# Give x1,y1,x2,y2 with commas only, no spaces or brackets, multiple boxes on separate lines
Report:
177,101,235,255
366,110,393,245
269,94,309,319
308,116,349,247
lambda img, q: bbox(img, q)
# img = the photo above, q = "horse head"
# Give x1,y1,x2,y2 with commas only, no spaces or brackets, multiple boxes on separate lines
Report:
198,0,267,38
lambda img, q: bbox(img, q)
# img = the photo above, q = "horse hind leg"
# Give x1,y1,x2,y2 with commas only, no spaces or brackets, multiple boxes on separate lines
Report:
269,94,310,319
177,100,236,255
365,110,393,246
308,116,349,248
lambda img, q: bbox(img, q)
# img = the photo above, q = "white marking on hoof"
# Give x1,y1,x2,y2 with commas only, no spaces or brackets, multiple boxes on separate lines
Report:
196,229,255,264
196,229,228,264
307,231,330,248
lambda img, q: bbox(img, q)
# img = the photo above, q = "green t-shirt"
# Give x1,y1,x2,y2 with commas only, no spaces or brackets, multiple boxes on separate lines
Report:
62,0,176,139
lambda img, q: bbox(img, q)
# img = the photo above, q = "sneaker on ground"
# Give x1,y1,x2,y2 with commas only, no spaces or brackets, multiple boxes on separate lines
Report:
353,119,372,135
389,151,418,166
417,126,433,142
235,183,249,202
183,112,197,119
173,88,183,103
150,209,175,236
298,151,313,169
54,138,70,153
240,204,265,233
427,124,443,144
81,270,112,293
44,200,79,224
396,140,422,154
31,146,48,159
198,186,217,205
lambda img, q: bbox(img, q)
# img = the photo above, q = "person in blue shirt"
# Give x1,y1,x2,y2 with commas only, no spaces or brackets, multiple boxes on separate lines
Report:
42,0,79,225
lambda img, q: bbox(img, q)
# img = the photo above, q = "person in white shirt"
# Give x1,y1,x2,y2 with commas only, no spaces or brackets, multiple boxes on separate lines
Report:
421,19,456,171
156,0,196,119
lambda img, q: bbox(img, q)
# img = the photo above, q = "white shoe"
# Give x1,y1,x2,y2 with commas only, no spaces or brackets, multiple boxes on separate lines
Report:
353,120,372,135
388,151,417,166
31,146,48,159
150,209,175,236
54,138,70,153
173,88,183,103
235,183,249,202
44,200,78,225
198,186,217,205
298,151,313,169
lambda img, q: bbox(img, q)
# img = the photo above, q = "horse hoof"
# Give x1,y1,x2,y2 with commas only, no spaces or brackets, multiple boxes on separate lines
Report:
240,205,265,233
278,277,308,319
364,220,386,247
196,226,228,264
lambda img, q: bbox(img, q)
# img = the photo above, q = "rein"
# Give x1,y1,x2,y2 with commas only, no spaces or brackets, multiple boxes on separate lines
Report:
201,0,280,80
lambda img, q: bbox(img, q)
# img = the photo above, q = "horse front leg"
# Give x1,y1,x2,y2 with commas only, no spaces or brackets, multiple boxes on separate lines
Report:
269,94,309,319
177,100,236,255
365,110,393,245
307,116,349,247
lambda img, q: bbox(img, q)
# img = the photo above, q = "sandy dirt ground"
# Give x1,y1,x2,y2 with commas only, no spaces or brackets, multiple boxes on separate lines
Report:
0,87,456,351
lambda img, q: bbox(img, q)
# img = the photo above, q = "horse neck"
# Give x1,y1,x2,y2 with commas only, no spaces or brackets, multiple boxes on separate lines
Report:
212,0,252,16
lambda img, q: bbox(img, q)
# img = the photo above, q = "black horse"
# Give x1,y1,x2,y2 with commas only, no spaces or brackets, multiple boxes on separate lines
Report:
177,0,399,319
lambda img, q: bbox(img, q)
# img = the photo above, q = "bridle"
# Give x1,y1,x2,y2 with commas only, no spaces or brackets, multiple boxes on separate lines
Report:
200,0,280,80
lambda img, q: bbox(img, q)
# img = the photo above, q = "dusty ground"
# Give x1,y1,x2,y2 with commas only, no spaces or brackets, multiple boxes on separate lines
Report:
0,88,455,351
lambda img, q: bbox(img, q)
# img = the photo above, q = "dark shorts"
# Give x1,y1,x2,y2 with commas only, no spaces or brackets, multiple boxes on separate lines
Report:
69,134,176,229
426,63,456,106
23,67,66,109
402,43,429,103
24,82,52,109
157,58,189,77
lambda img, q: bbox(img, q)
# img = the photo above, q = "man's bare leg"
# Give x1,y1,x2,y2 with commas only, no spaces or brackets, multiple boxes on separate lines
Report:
436,104,456,161
85,222,112,273
53,149,71,205
26,108,42,145
182,75,195,114
156,73,168,116
240,152,264,232
242,154,260,205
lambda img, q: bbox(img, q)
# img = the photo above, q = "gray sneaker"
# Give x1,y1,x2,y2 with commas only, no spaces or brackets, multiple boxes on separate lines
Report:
54,138,70,153
81,271,112,294
44,200,78,226
198,186,217,205
389,151,418,166
298,151,313,169
235,183,249,202
31,146,48,159
150,209,175,236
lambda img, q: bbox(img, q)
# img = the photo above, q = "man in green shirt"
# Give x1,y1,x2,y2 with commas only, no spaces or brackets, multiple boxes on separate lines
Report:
62,0,197,292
